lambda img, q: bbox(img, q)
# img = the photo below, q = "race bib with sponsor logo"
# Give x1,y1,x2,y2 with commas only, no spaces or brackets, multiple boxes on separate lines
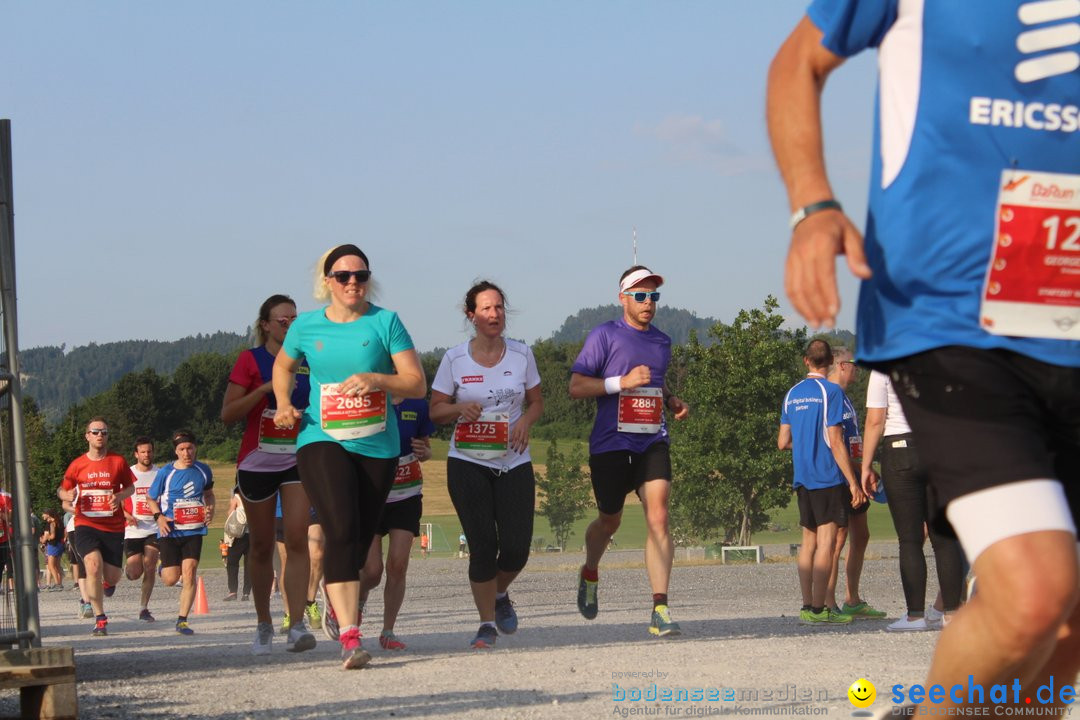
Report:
454,412,510,461
80,489,114,518
320,385,387,441
981,169,1080,339
617,387,664,434
173,499,207,531
257,408,300,454
133,487,153,519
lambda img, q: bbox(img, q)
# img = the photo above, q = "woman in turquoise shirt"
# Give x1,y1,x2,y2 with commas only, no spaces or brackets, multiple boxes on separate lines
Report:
272,244,426,670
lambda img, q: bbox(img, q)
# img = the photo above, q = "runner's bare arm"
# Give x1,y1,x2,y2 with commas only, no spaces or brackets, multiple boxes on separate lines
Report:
339,348,426,400
777,424,792,450
271,350,303,428
767,15,870,328
861,406,886,494
203,489,215,526
662,382,690,420
569,366,651,399
221,380,272,424
510,384,544,453
429,390,482,424
827,424,865,506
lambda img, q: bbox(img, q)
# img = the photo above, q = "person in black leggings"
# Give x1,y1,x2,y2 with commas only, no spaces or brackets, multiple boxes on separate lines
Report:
272,244,426,670
863,370,965,631
430,281,543,649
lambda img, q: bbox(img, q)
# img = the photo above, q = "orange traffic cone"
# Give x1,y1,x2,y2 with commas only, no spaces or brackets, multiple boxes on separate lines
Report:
193,575,210,615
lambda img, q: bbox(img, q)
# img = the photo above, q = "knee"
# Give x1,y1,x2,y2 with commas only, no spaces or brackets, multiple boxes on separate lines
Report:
597,514,622,536
467,555,497,584
644,508,669,537
384,557,408,582
125,562,143,581
249,538,275,563
361,560,383,588
989,566,1078,659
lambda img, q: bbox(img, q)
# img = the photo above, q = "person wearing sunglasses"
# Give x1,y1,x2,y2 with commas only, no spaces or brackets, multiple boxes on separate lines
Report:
823,346,886,621
430,280,544,649
222,293,318,655
57,417,137,637
569,265,690,637
272,244,426,670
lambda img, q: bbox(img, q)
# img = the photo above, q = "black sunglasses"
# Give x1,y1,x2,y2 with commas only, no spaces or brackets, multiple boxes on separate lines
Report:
622,291,661,303
327,270,371,285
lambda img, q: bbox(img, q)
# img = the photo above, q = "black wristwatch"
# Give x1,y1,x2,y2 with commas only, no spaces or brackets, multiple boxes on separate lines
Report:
153,512,162,521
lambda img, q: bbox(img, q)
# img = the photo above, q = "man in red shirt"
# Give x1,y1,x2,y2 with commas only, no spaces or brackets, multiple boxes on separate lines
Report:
57,417,135,636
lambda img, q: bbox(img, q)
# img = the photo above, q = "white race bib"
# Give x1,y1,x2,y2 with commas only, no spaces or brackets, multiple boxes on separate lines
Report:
617,387,663,434
257,407,299,454
172,499,207,531
320,385,388,441
454,412,510,461
980,169,1080,339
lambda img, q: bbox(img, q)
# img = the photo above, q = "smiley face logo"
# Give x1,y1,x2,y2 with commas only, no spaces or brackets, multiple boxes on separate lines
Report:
848,678,876,709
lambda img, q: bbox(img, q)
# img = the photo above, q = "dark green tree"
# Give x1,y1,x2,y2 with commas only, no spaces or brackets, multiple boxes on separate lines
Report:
535,438,591,550
668,296,806,545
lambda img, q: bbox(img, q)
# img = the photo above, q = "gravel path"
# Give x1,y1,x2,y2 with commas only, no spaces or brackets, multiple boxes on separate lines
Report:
2,543,944,719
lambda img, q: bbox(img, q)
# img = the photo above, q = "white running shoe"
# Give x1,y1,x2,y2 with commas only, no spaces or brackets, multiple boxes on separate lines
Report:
887,616,930,632
252,622,274,655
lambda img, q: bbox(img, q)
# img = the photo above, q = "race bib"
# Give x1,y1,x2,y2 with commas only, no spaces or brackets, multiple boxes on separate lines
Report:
173,499,207,531
980,169,1080,339
320,385,387,441
848,436,863,461
395,453,423,485
454,412,509,461
617,387,664,434
133,487,153,520
257,408,299,454
80,489,114,518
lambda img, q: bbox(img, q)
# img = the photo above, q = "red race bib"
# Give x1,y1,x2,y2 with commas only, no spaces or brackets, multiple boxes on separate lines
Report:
617,387,663,434
454,412,509,461
320,386,387,440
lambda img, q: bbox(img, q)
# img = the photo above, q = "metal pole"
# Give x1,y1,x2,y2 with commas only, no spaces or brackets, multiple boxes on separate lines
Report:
0,120,41,648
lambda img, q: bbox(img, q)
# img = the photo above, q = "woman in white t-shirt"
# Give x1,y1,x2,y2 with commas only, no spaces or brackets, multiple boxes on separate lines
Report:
430,281,543,650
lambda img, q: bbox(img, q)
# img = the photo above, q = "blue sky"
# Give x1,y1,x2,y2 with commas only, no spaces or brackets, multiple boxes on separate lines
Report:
3,2,875,352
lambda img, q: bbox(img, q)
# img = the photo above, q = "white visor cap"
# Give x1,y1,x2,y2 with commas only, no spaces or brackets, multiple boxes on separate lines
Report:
619,268,664,292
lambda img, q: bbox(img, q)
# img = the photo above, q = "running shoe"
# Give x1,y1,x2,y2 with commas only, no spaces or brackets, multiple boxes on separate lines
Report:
803,608,853,625
798,608,815,624
222,592,237,602
494,594,518,635
379,630,406,651
924,605,944,626
649,605,682,637
470,624,497,649
842,601,887,619
577,568,598,620
81,603,94,619
241,593,249,601
279,613,291,636
91,618,108,637
340,627,371,670
103,582,115,598
887,616,930,631
175,620,195,636
305,601,322,630
286,622,316,653
139,608,155,623
252,622,274,655
323,601,340,642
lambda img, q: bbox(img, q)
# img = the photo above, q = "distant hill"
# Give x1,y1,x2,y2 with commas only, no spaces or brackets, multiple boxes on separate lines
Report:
17,332,250,422
549,305,719,345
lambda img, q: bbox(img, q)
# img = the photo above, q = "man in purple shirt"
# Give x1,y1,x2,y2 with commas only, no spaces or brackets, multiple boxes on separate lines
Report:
569,265,690,637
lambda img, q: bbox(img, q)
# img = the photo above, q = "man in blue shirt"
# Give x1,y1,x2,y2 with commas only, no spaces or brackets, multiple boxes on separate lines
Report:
769,1,1080,709
778,340,864,624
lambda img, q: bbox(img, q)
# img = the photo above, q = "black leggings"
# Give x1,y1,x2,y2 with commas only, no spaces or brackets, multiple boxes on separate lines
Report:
226,534,251,596
447,458,534,583
297,442,396,584
883,434,966,613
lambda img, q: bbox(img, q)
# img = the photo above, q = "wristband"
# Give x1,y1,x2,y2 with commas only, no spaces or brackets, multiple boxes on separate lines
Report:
153,512,161,521
603,376,622,395
789,199,842,230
